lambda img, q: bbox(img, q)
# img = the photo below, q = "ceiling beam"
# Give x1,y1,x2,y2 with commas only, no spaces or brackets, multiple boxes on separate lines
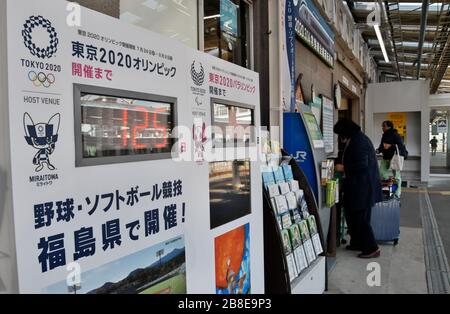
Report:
417,0,430,79
362,28,436,42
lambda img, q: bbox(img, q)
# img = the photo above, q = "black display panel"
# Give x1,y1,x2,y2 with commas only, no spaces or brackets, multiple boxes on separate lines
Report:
74,85,177,167
209,160,251,229
212,101,254,147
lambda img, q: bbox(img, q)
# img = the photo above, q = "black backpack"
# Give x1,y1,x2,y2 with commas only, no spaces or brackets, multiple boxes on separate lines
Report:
400,144,408,160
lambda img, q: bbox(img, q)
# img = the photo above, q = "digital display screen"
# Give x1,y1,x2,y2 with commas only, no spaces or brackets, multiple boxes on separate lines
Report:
209,160,251,229
80,93,174,161
212,103,254,147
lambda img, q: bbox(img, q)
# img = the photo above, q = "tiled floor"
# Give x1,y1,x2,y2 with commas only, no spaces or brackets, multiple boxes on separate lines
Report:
328,178,450,294
327,186,429,294
327,227,427,294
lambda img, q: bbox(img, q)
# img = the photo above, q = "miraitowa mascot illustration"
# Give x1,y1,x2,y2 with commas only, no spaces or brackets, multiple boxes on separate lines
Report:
23,112,60,172
193,121,207,162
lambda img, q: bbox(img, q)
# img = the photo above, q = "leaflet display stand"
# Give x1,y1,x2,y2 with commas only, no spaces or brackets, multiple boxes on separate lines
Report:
263,157,326,294
283,109,332,245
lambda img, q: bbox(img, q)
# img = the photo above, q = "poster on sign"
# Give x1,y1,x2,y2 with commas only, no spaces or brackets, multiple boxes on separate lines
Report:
2,0,263,294
387,112,407,139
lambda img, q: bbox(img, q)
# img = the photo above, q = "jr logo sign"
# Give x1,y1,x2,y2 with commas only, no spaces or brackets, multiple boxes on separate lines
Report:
293,151,308,163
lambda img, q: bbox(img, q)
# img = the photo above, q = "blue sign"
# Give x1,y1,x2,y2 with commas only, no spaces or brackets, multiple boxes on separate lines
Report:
294,0,335,67
283,112,319,201
285,0,296,112
221,0,238,37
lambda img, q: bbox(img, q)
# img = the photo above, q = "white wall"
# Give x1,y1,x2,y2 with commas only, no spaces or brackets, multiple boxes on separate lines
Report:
430,94,450,108
0,0,18,294
120,1,199,49
268,0,282,146
366,80,430,182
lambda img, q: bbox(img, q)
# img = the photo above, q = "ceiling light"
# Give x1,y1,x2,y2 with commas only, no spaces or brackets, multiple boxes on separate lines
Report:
374,24,389,63
142,0,159,10
120,11,143,24
176,7,190,17
204,14,221,20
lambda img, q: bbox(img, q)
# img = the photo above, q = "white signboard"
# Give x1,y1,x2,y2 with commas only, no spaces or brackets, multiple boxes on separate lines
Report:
322,97,334,154
437,119,448,134
3,0,263,294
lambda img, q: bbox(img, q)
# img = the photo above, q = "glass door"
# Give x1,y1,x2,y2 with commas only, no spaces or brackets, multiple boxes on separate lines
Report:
430,109,450,175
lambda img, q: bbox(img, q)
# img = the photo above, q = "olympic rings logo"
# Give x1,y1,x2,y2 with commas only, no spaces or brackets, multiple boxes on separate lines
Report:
28,71,55,88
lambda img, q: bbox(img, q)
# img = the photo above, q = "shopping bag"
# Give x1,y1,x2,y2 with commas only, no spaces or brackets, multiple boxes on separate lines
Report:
390,145,404,171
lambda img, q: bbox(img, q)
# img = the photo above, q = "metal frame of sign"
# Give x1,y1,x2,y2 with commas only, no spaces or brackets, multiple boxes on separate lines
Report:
210,97,256,148
73,84,179,167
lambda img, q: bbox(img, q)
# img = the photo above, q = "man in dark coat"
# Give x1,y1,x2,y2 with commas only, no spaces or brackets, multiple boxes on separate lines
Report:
430,136,438,156
377,121,407,197
334,119,382,258
377,121,407,160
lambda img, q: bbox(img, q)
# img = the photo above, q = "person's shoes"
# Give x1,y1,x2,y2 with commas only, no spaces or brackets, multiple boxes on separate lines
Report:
358,249,380,259
346,245,362,251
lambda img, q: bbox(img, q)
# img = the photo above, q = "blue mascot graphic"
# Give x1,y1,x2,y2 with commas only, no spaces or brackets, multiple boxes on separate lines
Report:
23,113,60,172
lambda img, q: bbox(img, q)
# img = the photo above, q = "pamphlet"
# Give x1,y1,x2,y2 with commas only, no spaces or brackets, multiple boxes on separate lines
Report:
270,197,277,215
295,244,309,272
288,224,307,273
266,152,282,168
286,253,299,282
274,195,289,214
281,229,292,254
334,179,340,204
289,180,300,192
281,212,293,230
295,191,309,219
282,164,294,181
278,182,291,195
308,216,324,255
326,180,336,207
290,208,302,224
285,192,298,210
276,216,282,230
290,224,309,271
262,166,275,187
267,183,280,198
281,229,298,281
288,224,302,249
321,160,334,186
300,220,317,264
273,166,285,183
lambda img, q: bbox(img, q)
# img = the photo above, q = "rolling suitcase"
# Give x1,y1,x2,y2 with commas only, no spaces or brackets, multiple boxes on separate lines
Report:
370,198,400,245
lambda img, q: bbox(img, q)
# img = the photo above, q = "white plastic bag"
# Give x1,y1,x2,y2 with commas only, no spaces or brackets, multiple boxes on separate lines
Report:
390,145,404,171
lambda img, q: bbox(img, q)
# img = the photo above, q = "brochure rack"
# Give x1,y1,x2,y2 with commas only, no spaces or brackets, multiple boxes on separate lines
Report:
263,153,326,294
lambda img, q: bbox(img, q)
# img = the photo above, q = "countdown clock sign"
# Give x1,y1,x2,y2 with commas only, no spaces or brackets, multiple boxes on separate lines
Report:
74,84,176,167
4,0,264,294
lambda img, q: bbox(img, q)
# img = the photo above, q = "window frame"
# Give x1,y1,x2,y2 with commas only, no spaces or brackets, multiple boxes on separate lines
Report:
199,0,254,70
74,84,178,168
210,97,256,148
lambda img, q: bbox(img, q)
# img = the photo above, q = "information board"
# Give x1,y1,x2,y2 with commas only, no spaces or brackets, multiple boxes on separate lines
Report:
3,0,263,294
321,97,334,154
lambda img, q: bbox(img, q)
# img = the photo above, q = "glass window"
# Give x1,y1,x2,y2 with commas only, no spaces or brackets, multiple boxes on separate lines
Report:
209,159,251,229
77,0,199,49
75,86,176,166
212,102,254,147
204,0,250,68
214,104,230,123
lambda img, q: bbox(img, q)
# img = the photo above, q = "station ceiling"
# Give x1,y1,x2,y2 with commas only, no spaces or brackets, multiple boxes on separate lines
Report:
346,1,450,93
